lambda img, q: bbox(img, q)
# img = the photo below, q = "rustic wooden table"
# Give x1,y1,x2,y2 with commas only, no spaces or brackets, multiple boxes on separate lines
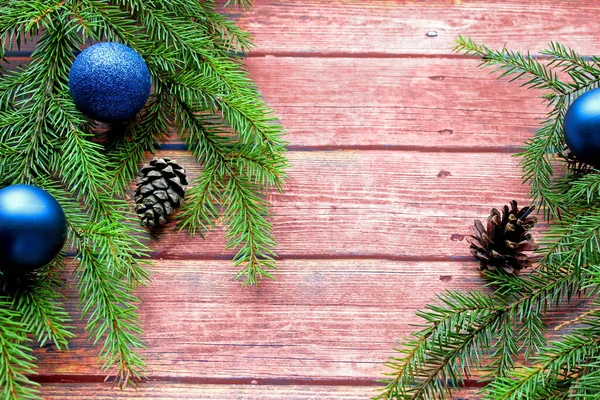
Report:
28,0,600,398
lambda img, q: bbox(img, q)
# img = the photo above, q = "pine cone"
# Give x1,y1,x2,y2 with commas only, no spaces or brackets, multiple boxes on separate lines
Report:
135,158,188,228
468,200,538,274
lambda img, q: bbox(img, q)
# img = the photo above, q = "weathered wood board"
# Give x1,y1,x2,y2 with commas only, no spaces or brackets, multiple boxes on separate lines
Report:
6,0,589,398
40,382,482,399
234,0,600,56
131,150,531,260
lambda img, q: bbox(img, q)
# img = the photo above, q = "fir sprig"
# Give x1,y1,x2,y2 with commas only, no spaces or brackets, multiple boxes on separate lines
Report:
0,299,39,400
71,0,288,282
379,265,580,399
0,0,285,397
10,264,74,351
37,178,150,386
380,39,600,399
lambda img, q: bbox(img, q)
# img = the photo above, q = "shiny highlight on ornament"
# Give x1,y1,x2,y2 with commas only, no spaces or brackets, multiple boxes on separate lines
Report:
0,185,67,272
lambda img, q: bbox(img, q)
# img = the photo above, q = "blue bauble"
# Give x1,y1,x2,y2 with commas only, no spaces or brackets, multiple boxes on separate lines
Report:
563,88,600,168
0,185,67,272
68,42,151,123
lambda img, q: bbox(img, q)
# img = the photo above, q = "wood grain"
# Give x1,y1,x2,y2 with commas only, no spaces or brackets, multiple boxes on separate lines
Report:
40,383,381,400
246,57,544,149
142,150,532,260
34,259,586,383
235,0,600,56
35,260,486,379
40,382,481,399
10,0,600,58
3,1,575,398
2,55,545,149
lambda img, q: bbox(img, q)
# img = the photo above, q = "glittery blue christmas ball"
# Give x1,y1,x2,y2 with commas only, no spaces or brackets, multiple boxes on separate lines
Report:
68,42,151,123
0,185,67,272
563,88,600,168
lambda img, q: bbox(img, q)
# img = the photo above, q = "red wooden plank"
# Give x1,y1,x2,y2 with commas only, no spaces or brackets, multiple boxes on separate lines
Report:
34,259,486,379
141,150,532,260
2,3,574,398
40,383,380,399
2,56,543,149
245,56,543,149
34,259,585,382
236,0,600,56
9,1,600,57
40,382,481,399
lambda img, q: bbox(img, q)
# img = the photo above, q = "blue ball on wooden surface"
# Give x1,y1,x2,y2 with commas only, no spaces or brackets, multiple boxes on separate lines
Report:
68,42,151,123
563,88,600,168
0,185,67,272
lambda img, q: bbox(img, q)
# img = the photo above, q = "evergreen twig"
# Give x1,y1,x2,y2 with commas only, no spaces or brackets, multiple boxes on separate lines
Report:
0,0,285,396
0,299,39,400
10,258,74,351
380,39,600,399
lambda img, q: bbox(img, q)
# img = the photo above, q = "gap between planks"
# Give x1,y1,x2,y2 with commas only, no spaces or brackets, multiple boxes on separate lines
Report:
34,374,382,386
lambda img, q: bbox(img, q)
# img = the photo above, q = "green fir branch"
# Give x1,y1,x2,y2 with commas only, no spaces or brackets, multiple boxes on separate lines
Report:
75,0,287,284
10,261,74,350
487,313,519,378
111,0,284,152
380,253,585,398
0,0,287,394
107,93,170,196
194,2,253,53
543,42,600,82
382,39,600,400
225,0,253,11
517,103,567,220
60,127,113,214
51,100,152,288
455,37,568,218
0,299,39,400
454,36,568,95
222,168,278,284
37,179,149,385
171,100,280,283
483,332,600,399
564,172,600,210
379,290,499,399
0,1,59,41
75,242,146,387
569,360,600,398
518,312,546,360
176,61,288,151
73,0,144,47
455,37,600,220
540,206,600,270
6,14,80,183
177,163,222,237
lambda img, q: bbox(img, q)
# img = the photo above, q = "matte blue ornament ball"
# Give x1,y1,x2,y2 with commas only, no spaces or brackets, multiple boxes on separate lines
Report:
563,88,600,168
0,185,67,272
68,42,151,123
